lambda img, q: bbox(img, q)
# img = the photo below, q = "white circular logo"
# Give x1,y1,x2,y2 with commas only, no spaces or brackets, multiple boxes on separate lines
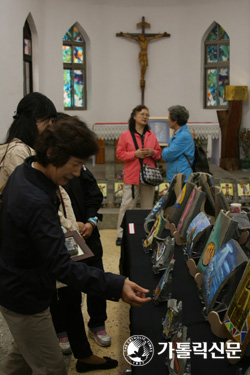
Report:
123,335,154,366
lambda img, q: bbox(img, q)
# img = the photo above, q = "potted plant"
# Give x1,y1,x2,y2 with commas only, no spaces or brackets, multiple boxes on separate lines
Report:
239,127,250,170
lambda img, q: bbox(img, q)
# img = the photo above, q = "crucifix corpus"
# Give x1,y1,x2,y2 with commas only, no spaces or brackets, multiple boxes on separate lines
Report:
116,17,170,104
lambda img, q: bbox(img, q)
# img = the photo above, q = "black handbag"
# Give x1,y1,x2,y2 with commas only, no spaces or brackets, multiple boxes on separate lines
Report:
130,131,163,186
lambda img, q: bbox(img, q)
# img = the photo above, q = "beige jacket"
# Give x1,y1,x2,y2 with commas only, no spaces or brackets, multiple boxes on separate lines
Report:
0,138,78,232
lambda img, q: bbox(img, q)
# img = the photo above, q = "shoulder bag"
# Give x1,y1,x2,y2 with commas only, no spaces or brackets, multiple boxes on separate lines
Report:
184,145,211,175
130,131,163,186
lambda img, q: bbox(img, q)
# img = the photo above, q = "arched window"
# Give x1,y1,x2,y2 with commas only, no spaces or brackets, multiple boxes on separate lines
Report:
23,20,33,95
62,24,86,110
204,23,230,109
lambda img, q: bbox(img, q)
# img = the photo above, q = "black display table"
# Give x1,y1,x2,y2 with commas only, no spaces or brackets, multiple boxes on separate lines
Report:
120,209,249,375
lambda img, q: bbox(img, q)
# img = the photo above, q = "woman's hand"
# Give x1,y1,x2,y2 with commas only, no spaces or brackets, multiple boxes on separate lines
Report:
77,222,85,236
134,148,154,159
134,148,145,159
121,279,151,307
143,148,155,157
77,222,94,239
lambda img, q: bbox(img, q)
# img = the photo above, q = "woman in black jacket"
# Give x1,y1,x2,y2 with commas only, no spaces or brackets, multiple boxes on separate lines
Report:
0,118,151,375
64,166,110,345
50,166,112,358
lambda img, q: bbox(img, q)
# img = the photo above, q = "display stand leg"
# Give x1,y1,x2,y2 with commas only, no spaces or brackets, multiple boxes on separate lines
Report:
164,221,171,231
173,230,184,246
194,272,203,289
207,311,228,338
169,222,177,236
238,230,249,245
186,258,198,277
199,198,215,225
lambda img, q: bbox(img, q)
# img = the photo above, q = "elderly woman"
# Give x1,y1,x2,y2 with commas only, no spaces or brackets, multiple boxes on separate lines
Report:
0,118,151,375
162,105,195,182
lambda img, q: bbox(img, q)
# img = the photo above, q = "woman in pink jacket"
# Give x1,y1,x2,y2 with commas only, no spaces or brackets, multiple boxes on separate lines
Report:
116,105,161,245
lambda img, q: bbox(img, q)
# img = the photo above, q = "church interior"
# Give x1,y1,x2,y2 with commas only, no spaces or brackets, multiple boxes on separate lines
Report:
1,0,250,374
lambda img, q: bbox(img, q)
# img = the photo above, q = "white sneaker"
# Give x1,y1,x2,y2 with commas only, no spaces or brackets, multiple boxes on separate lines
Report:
59,336,72,355
89,329,111,347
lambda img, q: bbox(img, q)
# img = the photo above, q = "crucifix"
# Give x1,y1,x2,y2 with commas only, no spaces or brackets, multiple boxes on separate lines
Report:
116,17,170,104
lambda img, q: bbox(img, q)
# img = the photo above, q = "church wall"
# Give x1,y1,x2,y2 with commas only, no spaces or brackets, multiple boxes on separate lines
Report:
0,0,250,141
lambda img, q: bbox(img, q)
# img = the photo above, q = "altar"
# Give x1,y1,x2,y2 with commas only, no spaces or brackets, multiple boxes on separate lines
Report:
92,121,221,163
187,122,221,165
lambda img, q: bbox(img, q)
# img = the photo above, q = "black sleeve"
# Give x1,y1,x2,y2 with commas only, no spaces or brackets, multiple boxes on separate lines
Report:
29,200,124,299
79,167,103,220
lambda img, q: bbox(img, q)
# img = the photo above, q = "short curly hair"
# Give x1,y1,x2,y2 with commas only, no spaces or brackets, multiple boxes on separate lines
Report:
35,116,99,167
168,105,189,126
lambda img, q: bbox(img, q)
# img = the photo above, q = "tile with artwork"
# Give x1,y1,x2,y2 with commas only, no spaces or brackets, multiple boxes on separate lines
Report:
97,183,107,197
167,181,195,228
185,212,211,259
148,118,170,145
97,182,107,206
143,210,167,252
165,326,191,375
162,299,182,340
151,236,175,274
237,179,250,204
202,239,248,314
144,185,172,234
163,173,186,217
220,179,235,203
153,258,175,304
174,186,206,244
158,182,170,197
223,261,250,356
114,182,124,197
197,210,238,274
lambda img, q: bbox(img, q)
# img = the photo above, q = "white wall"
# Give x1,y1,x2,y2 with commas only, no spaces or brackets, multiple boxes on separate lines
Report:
1,0,250,141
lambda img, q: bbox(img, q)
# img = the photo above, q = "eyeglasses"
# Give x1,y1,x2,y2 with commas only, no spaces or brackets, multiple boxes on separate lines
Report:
139,112,150,118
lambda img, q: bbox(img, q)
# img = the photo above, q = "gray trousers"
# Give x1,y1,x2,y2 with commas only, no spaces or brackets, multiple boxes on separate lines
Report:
117,183,155,238
0,306,67,375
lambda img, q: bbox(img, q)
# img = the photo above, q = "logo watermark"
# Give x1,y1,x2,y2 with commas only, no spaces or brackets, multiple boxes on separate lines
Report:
123,335,154,366
123,336,241,366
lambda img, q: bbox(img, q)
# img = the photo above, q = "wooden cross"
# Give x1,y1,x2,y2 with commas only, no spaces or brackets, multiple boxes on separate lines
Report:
116,17,170,104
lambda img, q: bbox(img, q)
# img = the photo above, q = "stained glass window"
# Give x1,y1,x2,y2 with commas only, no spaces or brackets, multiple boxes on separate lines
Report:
62,46,72,63
62,25,86,110
23,20,33,95
204,23,230,109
